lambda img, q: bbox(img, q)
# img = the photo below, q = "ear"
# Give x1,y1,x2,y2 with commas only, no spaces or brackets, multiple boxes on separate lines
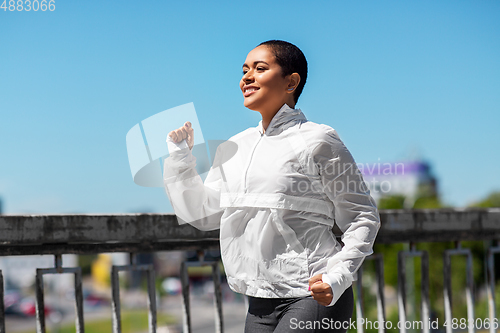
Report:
286,73,301,93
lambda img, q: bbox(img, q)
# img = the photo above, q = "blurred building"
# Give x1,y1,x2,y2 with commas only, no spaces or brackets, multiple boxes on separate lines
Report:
358,160,438,208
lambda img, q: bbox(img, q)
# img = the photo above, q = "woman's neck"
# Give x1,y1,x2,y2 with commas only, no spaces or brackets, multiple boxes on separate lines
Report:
261,112,277,133
260,102,295,133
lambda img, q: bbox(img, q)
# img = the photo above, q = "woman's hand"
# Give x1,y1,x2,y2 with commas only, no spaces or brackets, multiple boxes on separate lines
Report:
168,121,194,150
309,274,333,306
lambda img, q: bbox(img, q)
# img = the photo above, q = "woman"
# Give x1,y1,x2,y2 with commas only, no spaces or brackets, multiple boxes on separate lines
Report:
164,40,380,332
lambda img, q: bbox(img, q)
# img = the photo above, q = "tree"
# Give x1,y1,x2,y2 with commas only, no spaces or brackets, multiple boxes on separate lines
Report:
469,191,500,208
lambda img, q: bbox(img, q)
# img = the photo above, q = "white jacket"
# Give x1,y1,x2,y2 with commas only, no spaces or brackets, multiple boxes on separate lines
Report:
163,103,380,306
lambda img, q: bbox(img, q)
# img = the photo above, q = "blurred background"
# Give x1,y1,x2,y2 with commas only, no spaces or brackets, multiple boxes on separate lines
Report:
1,1,499,332
1,0,499,215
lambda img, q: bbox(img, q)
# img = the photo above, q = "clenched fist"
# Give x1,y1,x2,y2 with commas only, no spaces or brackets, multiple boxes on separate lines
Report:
168,121,194,150
309,274,333,306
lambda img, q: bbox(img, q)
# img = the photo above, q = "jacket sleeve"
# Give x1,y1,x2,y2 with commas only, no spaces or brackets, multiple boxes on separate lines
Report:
312,129,381,306
163,136,224,231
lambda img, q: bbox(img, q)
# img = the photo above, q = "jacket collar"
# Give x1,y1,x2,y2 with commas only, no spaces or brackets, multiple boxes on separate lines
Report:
257,103,307,136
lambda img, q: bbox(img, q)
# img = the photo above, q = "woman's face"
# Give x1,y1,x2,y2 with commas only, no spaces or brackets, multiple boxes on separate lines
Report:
240,45,291,113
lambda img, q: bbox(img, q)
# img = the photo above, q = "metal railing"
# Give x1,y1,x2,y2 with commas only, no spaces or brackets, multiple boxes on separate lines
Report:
0,208,499,333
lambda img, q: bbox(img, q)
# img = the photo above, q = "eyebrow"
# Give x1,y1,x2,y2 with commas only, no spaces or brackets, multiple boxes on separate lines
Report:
242,61,269,69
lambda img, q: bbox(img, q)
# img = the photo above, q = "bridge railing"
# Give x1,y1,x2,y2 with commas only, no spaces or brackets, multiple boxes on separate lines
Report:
0,208,499,333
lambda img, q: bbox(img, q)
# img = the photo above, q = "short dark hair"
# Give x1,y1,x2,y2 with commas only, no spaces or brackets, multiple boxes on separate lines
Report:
258,40,308,104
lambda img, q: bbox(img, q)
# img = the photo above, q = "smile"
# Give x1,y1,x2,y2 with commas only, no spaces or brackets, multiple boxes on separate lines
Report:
243,87,259,97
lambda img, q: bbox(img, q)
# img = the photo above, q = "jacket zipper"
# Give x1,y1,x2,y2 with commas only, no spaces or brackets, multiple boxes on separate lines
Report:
243,132,264,193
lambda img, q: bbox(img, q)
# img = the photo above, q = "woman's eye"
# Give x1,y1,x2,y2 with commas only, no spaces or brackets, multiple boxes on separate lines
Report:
256,67,265,71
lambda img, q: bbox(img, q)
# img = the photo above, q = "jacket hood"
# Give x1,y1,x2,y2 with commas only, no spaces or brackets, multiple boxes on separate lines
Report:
258,103,307,136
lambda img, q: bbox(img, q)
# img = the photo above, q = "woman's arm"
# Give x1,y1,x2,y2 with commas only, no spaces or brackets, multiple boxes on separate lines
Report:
311,128,381,306
163,122,224,231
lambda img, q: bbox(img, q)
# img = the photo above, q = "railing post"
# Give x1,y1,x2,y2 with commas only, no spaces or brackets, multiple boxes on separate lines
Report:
373,254,387,333
180,261,191,333
111,265,122,333
35,268,46,333
180,250,224,333
35,255,85,333
111,253,157,333
212,261,224,333
421,251,430,332
443,242,475,333
397,250,407,333
355,266,364,333
355,254,386,333
0,270,5,333
398,243,430,333
487,241,500,333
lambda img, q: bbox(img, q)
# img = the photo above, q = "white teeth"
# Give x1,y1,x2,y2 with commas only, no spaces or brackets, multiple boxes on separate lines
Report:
245,88,257,93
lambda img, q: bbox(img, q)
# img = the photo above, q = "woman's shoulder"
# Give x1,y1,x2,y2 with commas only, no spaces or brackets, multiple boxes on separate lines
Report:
298,121,342,144
297,121,354,163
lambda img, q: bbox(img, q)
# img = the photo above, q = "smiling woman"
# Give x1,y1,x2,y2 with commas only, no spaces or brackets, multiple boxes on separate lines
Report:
163,40,381,333
240,41,305,132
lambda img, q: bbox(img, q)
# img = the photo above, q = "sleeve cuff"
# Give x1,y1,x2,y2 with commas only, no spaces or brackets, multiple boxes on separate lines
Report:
163,135,196,175
166,134,189,153
321,272,352,307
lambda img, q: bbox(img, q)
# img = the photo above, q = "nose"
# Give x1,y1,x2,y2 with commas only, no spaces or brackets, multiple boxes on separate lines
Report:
242,69,254,83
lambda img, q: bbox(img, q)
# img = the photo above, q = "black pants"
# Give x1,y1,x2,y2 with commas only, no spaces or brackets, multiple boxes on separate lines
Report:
244,286,354,332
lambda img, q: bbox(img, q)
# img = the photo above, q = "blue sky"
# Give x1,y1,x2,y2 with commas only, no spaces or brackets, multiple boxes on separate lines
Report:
0,0,499,214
